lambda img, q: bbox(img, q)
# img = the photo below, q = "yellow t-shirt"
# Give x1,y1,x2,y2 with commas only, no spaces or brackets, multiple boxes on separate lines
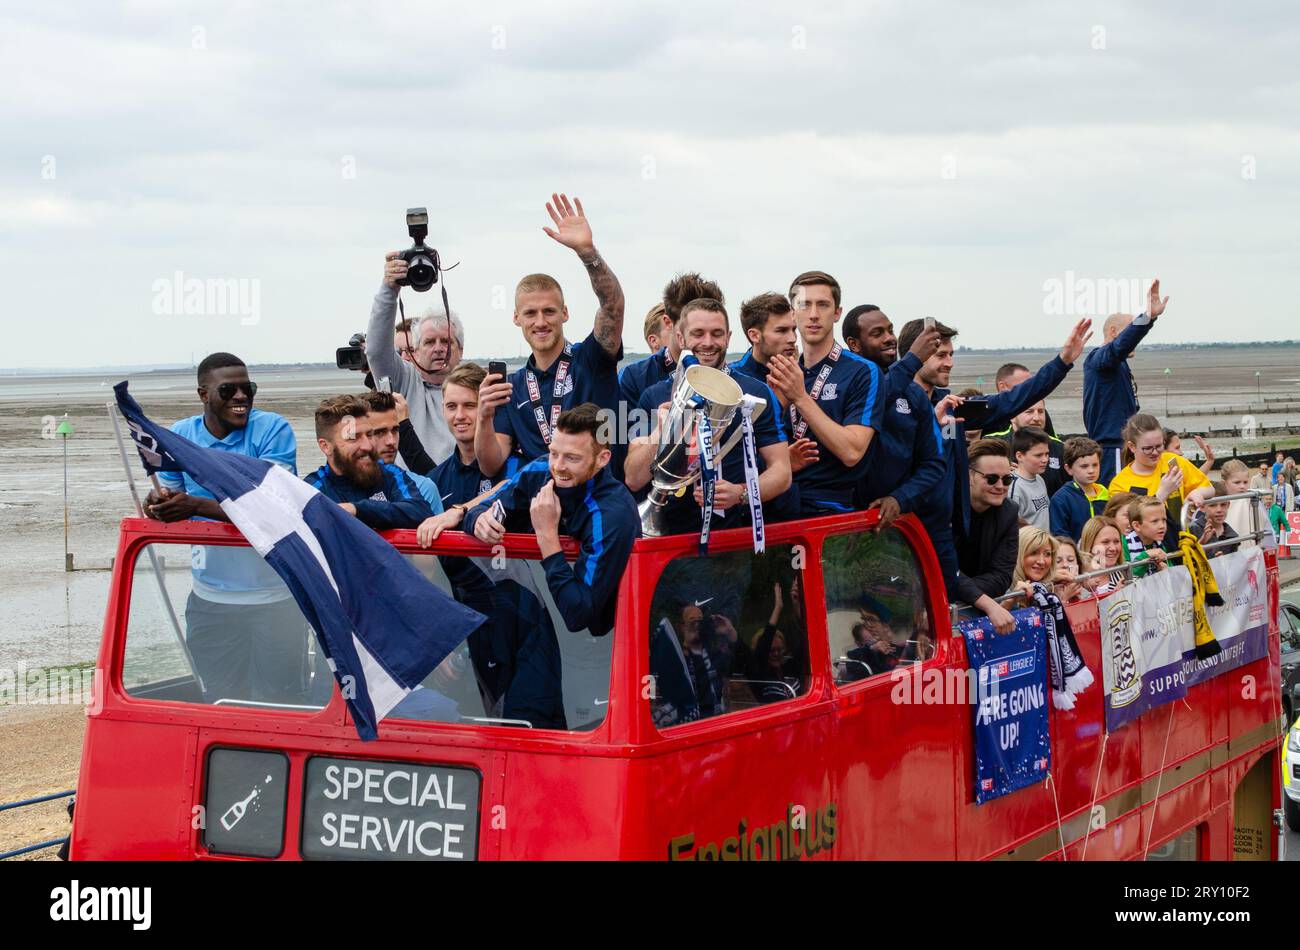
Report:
1108,451,1211,541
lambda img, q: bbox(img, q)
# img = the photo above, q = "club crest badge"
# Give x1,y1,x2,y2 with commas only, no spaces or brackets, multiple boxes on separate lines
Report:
1105,596,1141,707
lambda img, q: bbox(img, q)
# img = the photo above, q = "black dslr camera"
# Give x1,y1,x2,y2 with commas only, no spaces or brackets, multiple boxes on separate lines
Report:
398,207,441,293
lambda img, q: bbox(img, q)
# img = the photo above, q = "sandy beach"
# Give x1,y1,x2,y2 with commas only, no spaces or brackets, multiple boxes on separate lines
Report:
0,704,84,860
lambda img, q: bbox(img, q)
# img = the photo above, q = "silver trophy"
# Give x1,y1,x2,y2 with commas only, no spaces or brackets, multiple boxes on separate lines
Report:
638,363,766,537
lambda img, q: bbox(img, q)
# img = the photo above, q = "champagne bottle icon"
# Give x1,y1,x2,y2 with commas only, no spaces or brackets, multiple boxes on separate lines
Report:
220,775,273,831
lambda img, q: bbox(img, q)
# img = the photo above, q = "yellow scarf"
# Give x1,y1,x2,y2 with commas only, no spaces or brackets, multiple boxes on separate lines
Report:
1178,530,1224,658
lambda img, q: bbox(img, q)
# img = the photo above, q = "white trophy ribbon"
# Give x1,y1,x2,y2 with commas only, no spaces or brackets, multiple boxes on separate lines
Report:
738,395,764,553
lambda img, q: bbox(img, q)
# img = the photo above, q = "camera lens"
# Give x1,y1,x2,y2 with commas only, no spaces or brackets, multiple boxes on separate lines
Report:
407,253,436,292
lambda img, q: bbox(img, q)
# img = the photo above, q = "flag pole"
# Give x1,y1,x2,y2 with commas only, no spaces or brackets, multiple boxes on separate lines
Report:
106,400,205,693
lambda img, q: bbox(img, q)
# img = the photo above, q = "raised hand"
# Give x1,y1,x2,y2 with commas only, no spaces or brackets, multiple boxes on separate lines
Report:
934,393,964,428
712,615,739,643
542,193,594,257
908,325,943,362
788,438,819,472
1147,278,1169,319
476,373,514,422
1059,317,1094,365
1156,462,1183,502
1054,576,1082,604
542,193,625,358
766,354,807,406
383,250,408,288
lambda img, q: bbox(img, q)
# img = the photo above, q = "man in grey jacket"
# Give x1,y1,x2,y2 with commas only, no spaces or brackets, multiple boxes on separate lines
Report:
366,262,464,465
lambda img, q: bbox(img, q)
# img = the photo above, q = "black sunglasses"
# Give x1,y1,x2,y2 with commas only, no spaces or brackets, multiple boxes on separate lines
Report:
971,470,1014,487
207,381,258,400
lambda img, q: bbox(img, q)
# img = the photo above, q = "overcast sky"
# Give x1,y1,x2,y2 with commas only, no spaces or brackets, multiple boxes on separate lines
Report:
4,1,1298,369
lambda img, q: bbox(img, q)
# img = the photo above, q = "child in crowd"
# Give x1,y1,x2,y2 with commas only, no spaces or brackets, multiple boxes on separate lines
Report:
1081,515,1126,595
1049,436,1109,541
1052,536,1088,602
1219,459,1267,546
1124,496,1170,577
1008,427,1052,530
1270,473,1294,539
1104,491,1136,534
1189,482,1240,557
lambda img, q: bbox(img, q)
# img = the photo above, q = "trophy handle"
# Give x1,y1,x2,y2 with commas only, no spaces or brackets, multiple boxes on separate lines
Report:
714,396,767,463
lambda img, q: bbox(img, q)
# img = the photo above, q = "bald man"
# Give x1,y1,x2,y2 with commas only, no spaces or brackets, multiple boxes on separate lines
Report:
1083,279,1169,483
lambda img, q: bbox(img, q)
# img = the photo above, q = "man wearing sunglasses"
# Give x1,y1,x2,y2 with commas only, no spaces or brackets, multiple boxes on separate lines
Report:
954,439,1021,634
146,353,296,521
144,352,311,704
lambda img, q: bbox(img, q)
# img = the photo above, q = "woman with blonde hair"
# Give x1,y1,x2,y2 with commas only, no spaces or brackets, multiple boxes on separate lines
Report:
1081,515,1126,595
1010,526,1058,595
1009,527,1093,709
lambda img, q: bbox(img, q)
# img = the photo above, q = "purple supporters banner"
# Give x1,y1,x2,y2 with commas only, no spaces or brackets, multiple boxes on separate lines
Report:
1100,547,1268,731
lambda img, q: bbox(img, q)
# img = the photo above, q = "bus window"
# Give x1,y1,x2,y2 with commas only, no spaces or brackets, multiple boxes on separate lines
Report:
646,544,808,729
121,542,613,732
822,527,933,687
123,542,329,710
387,552,612,733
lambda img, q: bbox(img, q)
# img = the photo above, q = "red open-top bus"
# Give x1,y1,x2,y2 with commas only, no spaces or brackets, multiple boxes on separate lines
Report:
69,509,1284,860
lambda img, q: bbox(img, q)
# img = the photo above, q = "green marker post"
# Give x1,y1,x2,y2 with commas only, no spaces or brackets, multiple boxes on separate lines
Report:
57,414,74,571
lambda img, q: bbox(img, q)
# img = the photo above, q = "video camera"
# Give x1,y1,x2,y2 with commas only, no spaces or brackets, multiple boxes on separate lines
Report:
335,332,368,372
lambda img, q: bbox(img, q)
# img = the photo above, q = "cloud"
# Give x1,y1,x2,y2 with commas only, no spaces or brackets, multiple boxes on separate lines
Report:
1,0,1296,368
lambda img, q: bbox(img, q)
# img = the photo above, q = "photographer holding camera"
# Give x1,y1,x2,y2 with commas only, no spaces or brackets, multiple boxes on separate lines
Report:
367,209,464,466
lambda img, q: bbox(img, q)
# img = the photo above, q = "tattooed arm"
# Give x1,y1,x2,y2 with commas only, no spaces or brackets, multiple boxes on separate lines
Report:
542,192,625,359
581,250,625,359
